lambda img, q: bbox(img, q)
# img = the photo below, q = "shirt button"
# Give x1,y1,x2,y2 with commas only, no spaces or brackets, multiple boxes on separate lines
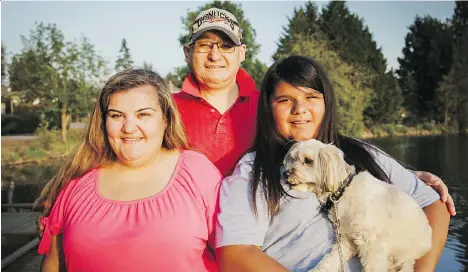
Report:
210,109,215,113
220,120,223,124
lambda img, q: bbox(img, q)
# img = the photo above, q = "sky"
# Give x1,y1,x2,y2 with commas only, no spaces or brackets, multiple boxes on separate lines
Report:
1,1,456,77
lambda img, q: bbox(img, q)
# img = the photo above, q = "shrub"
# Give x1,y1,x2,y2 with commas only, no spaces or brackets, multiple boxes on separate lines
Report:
395,125,409,134
1,113,40,135
370,125,388,138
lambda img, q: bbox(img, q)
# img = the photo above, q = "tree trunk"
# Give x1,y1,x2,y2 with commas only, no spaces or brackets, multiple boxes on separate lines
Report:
458,100,468,134
60,105,68,142
444,95,449,126
9,99,14,114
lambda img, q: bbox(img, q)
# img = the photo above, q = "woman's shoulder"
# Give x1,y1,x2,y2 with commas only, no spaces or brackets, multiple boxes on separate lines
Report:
62,168,99,193
180,150,219,171
173,151,222,207
46,168,99,220
178,150,222,184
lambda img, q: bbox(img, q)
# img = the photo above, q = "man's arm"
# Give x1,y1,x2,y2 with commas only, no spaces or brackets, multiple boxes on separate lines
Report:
216,245,289,272
415,171,456,216
414,200,450,272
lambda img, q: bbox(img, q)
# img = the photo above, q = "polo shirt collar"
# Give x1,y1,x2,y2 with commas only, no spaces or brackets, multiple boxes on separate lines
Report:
180,68,257,98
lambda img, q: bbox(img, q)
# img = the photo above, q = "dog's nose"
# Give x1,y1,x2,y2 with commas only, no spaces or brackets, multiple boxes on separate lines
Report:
283,171,289,179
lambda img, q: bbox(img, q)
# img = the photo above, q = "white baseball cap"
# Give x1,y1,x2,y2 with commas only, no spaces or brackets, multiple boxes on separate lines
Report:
189,8,243,46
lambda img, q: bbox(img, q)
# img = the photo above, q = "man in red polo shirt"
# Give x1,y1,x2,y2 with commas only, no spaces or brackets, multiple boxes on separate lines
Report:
174,8,258,177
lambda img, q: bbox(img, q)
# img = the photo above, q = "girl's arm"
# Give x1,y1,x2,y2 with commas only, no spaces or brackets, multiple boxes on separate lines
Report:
215,153,285,271
415,200,450,271
41,235,66,272
216,245,289,272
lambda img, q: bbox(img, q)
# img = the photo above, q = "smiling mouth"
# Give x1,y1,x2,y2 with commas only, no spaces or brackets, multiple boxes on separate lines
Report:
121,138,143,144
290,121,310,124
205,65,226,69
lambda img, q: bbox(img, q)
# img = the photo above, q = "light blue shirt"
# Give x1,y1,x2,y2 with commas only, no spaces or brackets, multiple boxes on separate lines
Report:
215,146,439,271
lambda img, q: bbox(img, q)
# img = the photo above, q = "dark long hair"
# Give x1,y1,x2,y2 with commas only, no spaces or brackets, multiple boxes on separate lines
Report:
251,55,390,216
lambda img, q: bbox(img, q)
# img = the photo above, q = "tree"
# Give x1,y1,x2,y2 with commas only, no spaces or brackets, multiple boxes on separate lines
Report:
273,2,321,61
275,1,399,125
165,66,190,88
9,22,107,141
397,16,453,123
285,34,372,136
439,1,468,132
437,69,458,126
319,1,403,125
115,38,133,72
364,70,404,124
319,1,387,75
438,31,468,131
141,61,154,72
172,0,267,87
453,1,468,41
1,43,7,84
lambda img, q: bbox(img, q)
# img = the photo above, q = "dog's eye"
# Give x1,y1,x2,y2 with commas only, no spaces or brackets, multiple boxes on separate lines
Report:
304,157,313,164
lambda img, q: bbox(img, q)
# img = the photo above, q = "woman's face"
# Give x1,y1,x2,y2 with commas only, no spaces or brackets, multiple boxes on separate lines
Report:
271,81,325,141
105,85,167,165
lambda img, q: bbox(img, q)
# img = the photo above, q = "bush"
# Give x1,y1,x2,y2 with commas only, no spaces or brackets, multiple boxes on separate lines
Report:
1,113,40,135
67,129,85,143
395,125,409,134
383,124,396,135
422,122,436,131
370,125,388,138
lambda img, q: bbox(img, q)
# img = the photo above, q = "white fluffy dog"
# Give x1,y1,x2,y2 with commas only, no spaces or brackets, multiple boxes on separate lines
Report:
283,139,432,272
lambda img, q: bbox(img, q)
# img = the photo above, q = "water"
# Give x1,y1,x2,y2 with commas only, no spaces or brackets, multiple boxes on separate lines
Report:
370,134,468,271
1,160,60,205
1,134,467,270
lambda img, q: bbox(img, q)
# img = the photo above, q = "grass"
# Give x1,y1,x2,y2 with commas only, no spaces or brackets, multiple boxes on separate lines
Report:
1,129,83,165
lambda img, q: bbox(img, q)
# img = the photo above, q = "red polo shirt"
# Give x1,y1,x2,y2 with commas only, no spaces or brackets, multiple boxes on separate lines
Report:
173,69,259,177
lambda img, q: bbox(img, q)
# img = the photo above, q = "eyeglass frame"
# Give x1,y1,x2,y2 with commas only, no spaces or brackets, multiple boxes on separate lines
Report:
189,41,238,53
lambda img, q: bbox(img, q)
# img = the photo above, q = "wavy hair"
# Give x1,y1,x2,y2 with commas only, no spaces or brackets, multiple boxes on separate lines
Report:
35,69,189,215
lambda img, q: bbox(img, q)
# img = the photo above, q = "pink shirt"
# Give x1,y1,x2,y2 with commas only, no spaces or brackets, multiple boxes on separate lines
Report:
38,150,222,272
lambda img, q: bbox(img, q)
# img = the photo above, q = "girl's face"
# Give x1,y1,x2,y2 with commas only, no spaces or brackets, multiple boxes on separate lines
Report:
271,81,325,141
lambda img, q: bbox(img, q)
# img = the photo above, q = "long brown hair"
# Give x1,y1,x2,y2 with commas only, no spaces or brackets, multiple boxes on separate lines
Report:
35,69,189,215
252,56,389,217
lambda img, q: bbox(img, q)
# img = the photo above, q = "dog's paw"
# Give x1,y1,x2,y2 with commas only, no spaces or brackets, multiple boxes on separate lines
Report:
291,184,311,192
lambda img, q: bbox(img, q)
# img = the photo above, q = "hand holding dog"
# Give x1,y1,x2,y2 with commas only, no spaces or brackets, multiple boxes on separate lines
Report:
416,171,456,216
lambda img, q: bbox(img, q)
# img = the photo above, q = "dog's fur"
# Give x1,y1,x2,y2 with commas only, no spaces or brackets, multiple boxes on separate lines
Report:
283,139,432,272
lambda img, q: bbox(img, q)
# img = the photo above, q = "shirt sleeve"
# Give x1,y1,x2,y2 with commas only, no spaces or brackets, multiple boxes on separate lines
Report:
204,167,223,250
37,186,68,256
215,153,270,248
368,145,440,208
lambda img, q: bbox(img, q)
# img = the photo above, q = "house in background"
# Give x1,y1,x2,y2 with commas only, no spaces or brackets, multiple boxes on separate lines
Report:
1,84,20,114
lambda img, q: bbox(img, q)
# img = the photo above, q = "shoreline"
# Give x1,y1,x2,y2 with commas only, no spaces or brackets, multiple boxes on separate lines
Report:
361,123,463,139
361,129,448,139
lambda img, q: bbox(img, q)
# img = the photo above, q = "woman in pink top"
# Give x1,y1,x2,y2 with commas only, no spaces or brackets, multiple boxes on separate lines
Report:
36,69,222,272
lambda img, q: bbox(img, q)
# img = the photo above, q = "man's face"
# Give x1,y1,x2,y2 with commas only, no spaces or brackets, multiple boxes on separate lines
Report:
184,31,246,87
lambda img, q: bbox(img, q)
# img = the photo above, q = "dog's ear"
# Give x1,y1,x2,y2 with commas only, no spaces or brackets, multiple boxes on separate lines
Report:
317,144,347,193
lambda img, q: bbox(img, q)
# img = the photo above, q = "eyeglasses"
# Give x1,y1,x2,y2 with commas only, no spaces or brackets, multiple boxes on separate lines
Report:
191,41,237,53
